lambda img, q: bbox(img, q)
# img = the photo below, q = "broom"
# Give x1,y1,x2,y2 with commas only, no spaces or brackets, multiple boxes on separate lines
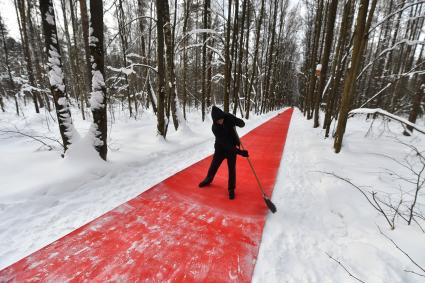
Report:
235,129,277,213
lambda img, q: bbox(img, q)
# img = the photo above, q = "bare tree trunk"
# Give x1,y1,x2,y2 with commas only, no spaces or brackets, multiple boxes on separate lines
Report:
39,0,74,152
79,0,92,103
223,0,232,113
233,0,248,116
6,14,20,114
17,0,40,114
243,1,251,115
162,0,179,131
116,0,133,118
313,0,338,128
334,0,377,153
323,0,354,137
261,0,278,114
404,72,425,135
182,0,190,119
89,0,108,160
69,0,86,120
156,0,166,137
305,0,324,120
1,13,16,95
245,0,265,119
201,0,211,121
230,0,239,115
0,89,5,112
60,0,78,101
27,1,45,109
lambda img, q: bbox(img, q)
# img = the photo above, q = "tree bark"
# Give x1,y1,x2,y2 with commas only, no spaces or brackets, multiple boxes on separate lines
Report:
305,0,324,120
39,0,74,152
201,0,211,121
261,0,278,114
313,0,338,128
404,72,425,135
17,0,40,113
334,0,374,153
155,0,166,137
223,0,232,113
182,0,190,119
79,0,92,101
233,0,248,116
89,0,108,160
245,0,265,119
69,0,86,119
323,0,354,137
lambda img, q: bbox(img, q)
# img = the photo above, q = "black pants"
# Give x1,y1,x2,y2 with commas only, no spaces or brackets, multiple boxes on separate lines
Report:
205,147,236,191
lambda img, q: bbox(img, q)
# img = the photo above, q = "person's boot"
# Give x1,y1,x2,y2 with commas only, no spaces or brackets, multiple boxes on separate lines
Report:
229,190,235,200
198,177,212,188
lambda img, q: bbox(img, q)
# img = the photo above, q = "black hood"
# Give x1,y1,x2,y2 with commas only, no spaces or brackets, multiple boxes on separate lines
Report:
211,106,226,122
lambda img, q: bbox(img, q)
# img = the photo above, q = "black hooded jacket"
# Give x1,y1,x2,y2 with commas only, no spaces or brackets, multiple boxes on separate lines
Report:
211,106,245,154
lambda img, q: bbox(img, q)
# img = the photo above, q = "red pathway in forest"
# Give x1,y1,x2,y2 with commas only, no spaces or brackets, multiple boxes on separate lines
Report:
0,108,293,282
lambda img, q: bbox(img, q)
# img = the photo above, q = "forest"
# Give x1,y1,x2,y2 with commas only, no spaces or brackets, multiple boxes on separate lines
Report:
1,0,425,281
1,0,424,158
1,0,301,161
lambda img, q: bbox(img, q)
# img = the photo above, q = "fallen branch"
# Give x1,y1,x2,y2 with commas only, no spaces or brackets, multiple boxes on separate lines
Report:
0,129,63,150
349,108,425,135
325,252,366,283
319,171,395,229
378,226,425,277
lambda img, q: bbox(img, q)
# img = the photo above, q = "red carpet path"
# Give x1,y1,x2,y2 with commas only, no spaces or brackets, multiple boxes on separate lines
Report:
0,108,293,282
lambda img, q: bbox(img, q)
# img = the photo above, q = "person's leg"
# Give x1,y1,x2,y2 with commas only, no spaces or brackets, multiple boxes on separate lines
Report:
199,149,225,187
227,152,237,199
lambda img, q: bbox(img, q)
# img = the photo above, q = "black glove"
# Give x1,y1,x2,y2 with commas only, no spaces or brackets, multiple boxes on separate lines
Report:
237,149,249,157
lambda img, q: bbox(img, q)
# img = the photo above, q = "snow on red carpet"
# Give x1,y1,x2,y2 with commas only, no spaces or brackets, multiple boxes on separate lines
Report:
0,108,293,282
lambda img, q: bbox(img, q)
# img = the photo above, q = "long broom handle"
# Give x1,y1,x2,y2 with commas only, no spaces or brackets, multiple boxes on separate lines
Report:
234,126,268,197
239,142,267,197
235,127,277,213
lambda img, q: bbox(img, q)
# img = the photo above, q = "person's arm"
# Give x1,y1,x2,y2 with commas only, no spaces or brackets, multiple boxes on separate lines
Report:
235,116,245,128
226,113,245,128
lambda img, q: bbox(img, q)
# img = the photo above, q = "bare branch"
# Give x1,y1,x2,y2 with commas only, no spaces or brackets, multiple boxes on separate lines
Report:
325,252,366,283
0,129,63,150
378,226,425,276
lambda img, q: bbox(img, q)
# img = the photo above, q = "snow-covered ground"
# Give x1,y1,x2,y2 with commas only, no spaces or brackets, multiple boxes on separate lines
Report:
254,109,425,283
0,102,279,270
1,103,424,282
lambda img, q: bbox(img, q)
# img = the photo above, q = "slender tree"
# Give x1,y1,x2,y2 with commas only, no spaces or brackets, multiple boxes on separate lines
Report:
162,0,179,131
334,0,377,153
89,0,108,160
201,0,211,121
245,0,266,119
313,0,338,128
156,0,166,137
223,0,232,113
17,0,40,113
305,0,324,120
79,0,92,98
323,0,355,137
39,0,74,152
404,72,425,135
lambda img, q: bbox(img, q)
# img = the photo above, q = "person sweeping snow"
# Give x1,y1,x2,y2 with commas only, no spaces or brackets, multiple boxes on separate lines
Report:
198,106,248,199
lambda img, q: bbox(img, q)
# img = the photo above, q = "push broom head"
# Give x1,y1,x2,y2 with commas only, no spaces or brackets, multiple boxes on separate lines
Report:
263,195,277,213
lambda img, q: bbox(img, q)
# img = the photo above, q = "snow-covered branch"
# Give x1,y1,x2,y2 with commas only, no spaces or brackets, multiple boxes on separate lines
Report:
107,63,158,75
349,108,425,135
175,29,224,51
357,39,425,80
368,1,425,36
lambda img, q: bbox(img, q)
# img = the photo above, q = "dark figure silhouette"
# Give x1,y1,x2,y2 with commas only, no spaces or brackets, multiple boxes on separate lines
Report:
199,106,248,199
